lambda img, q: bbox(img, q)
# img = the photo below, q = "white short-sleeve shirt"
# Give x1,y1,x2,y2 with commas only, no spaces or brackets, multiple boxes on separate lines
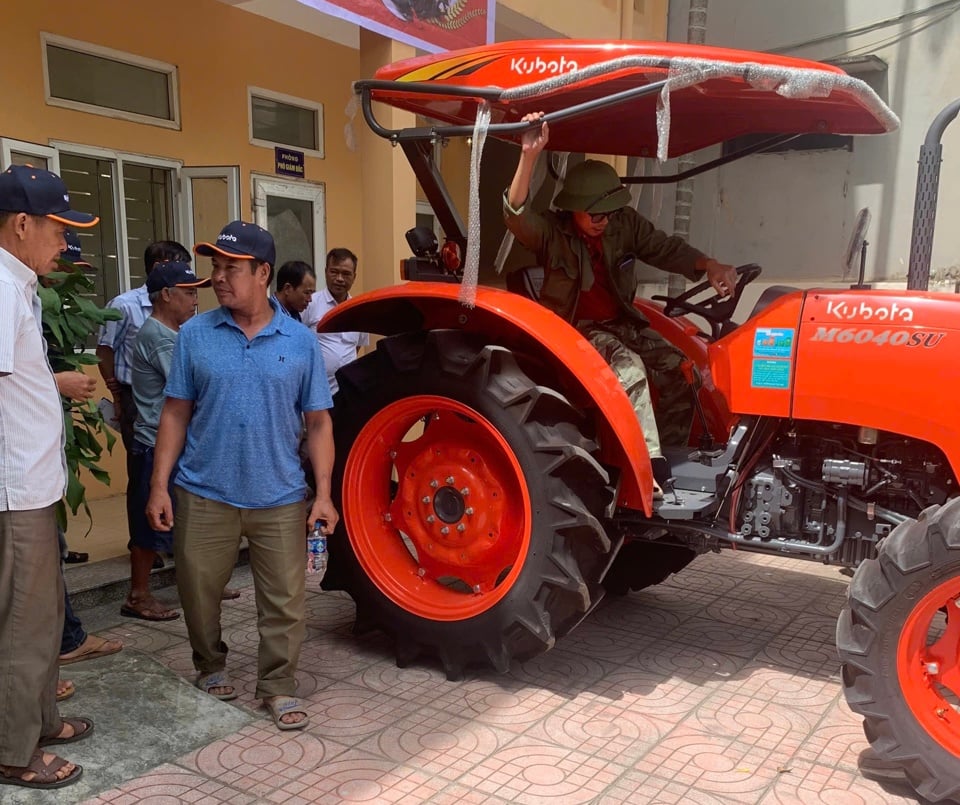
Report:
0,247,67,510
303,288,369,395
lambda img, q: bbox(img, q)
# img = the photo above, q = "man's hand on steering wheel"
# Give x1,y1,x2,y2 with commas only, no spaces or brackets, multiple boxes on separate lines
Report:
699,258,738,298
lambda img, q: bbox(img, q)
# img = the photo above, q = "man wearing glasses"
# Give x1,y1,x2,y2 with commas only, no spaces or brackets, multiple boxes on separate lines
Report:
504,112,737,485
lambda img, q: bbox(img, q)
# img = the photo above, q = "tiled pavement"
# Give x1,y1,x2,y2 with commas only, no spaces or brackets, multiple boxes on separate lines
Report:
71,550,929,805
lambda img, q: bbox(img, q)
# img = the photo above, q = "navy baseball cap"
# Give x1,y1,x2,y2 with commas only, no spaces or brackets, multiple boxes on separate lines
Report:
146,261,211,294
58,230,93,268
0,165,98,227
194,220,276,267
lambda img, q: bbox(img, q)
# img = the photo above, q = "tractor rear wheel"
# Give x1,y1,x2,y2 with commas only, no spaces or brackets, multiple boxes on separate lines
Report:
325,330,618,679
837,498,960,804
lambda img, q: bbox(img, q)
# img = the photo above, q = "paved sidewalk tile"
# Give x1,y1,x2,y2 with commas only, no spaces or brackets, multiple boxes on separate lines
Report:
80,552,932,804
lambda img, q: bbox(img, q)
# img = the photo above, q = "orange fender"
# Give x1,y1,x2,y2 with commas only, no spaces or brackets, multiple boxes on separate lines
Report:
319,283,653,512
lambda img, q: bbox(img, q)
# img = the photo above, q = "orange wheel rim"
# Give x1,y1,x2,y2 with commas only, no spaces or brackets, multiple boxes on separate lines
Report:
897,575,960,756
343,395,532,621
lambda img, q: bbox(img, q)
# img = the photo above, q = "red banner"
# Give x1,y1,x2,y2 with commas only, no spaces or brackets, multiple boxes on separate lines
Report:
297,0,494,53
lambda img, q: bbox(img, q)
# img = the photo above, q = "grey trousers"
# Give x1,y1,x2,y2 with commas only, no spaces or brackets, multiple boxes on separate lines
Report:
173,488,307,699
0,504,64,766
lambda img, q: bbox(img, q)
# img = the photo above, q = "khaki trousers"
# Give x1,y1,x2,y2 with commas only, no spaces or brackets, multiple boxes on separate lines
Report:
0,505,64,766
580,319,693,458
173,488,306,699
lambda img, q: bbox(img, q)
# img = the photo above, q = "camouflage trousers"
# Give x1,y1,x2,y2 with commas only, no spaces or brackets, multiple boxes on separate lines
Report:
579,318,693,458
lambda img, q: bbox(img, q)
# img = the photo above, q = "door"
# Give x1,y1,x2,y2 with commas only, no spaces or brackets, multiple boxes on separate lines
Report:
252,175,326,275
181,166,241,253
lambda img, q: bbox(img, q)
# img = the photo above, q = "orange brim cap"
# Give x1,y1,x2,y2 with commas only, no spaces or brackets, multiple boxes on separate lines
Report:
194,242,256,260
48,212,99,228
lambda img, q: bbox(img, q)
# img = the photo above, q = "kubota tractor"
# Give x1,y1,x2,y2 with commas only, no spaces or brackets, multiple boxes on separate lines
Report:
318,40,960,802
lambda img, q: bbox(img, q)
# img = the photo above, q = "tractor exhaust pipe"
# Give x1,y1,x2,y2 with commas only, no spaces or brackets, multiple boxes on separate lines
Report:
906,98,960,290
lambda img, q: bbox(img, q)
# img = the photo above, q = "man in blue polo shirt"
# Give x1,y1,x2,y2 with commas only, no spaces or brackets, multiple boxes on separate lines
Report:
146,220,337,731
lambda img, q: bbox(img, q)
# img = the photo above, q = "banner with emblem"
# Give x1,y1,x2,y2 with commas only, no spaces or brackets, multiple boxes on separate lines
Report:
296,0,494,53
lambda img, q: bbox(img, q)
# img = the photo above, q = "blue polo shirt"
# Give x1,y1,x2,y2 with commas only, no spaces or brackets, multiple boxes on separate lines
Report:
165,299,331,508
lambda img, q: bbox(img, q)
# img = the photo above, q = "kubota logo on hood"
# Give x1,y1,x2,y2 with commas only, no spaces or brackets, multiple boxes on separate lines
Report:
825,300,914,322
509,56,579,76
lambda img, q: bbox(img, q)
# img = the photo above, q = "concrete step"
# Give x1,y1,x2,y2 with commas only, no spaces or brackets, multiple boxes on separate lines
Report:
65,545,250,613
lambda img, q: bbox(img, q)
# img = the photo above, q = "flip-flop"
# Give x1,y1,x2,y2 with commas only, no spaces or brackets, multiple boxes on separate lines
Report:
59,634,124,665
264,696,309,731
56,680,75,702
196,671,238,701
40,717,94,747
221,587,242,600
0,749,83,790
120,602,180,622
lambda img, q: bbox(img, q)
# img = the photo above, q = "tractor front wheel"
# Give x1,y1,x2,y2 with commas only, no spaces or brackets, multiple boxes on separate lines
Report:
837,497,960,804
325,330,618,679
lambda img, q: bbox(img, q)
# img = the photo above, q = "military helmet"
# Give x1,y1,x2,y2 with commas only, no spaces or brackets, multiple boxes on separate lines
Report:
553,160,632,214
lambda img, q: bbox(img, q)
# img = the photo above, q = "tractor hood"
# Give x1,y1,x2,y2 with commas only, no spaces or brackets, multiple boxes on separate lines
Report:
366,40,898,159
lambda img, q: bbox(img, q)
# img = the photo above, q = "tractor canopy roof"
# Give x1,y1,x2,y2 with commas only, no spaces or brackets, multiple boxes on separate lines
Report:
360,40,899,159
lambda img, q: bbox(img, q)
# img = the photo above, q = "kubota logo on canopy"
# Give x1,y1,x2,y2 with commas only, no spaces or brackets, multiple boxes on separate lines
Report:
509,56,579,76
825,300,914,322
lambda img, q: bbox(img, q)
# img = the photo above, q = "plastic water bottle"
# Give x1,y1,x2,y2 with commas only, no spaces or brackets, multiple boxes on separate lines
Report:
306,520,327,581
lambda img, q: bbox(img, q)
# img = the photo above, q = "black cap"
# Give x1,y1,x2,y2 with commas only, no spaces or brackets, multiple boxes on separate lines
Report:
146,261,211,294
194,220,276,267
0,165,98,227
59,230,93,268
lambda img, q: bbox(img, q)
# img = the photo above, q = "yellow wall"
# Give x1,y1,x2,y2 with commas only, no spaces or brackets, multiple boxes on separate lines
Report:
0,0,363,262
1,0,366,501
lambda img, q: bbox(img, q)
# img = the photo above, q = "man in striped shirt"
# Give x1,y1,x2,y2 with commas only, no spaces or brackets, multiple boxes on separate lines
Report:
0,165,97,791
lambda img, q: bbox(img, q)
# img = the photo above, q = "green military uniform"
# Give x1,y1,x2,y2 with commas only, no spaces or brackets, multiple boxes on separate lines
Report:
503,183,706,458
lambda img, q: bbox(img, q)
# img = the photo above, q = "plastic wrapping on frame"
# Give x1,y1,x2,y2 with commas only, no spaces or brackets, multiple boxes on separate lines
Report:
497,54,900,162
459,100,491,307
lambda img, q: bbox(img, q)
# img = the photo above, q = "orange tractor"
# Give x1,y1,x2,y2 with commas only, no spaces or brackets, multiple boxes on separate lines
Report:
320,40,960,802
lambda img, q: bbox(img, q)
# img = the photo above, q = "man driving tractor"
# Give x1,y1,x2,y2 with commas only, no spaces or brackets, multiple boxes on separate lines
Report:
504,112,738,486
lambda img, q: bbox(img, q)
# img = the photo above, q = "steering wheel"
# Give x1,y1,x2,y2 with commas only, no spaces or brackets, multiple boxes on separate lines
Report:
651,263,762,341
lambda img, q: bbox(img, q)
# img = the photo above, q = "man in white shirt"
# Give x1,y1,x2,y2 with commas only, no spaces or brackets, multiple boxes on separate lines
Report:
302,247,369,395
0,165,97,791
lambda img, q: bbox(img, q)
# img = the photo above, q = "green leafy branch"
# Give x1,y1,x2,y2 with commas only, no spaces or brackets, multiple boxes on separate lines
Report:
39,265,122,532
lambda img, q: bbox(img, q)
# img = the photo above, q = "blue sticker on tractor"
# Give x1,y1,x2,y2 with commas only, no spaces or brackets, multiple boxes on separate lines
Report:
751,359,791,389
754,327,795,358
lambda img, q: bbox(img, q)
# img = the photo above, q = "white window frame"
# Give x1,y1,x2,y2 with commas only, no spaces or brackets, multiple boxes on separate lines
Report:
41,32,181,130
251,174,327,271
51,141,182,291
248,86,325,159
0,138,60,174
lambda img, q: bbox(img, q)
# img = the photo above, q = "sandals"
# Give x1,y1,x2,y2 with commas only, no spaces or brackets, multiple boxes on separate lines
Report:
0,748,83,790
40,717,94,748
56,679,75,702
120,598,180,622
59,633,124,665
196,671,238,701
263,696,309,731
64,551,88,564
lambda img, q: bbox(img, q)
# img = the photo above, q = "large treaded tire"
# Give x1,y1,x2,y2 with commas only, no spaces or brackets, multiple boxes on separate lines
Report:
325,330,619,679
837,498,960,804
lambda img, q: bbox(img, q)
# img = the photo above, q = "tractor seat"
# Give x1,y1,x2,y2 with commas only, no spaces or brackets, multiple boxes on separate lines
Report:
748,285,799,319
506,265,544,301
